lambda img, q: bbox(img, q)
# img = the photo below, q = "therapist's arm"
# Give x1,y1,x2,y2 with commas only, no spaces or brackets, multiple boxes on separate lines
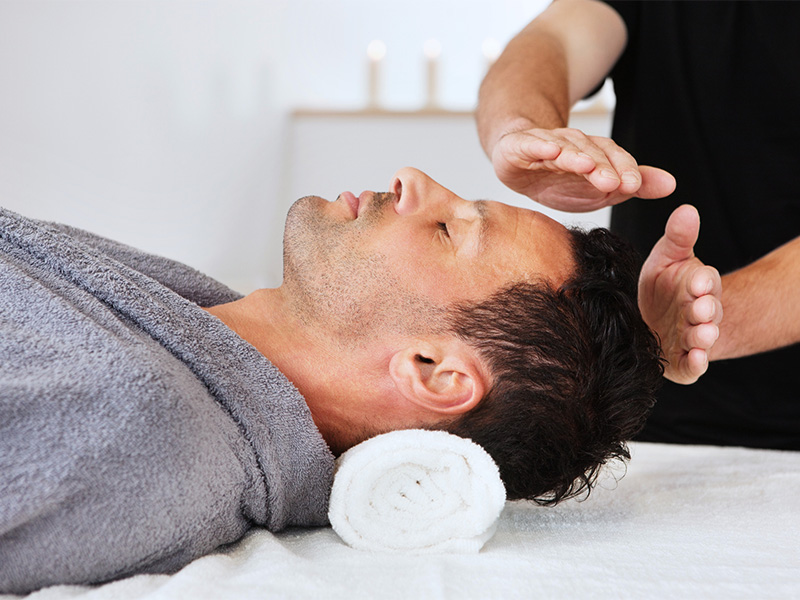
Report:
476,0,674,211
710,236,800,361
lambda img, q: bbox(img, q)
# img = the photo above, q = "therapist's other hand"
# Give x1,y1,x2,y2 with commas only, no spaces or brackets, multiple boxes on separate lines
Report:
491,126,676,212
638,205,722,385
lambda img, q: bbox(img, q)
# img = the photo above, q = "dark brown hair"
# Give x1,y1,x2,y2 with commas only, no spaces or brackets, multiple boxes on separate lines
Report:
446,227,664,503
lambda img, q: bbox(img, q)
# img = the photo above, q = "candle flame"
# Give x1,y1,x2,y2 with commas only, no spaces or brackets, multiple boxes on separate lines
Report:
367,40,386,61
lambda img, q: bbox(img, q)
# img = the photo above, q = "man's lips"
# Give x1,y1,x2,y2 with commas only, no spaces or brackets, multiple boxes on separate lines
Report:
340,191,374,219
340,191,359,218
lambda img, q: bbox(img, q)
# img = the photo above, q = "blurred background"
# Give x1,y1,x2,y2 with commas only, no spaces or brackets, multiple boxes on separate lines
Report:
0,0,612,293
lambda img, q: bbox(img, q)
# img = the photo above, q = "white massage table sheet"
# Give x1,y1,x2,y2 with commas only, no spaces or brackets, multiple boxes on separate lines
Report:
6,442,799,599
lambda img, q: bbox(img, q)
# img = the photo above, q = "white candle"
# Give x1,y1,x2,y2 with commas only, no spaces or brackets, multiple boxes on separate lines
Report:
366,40,386,109
423,39,441,109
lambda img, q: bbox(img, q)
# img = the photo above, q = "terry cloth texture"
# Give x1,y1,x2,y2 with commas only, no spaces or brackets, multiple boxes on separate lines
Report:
328,430,506,553
0,207,335,594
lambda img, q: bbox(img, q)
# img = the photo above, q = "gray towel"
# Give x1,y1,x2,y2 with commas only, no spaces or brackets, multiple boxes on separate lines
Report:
0,207,334,594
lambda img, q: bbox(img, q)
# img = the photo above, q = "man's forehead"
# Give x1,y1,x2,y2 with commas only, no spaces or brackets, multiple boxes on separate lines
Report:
484,200,575,286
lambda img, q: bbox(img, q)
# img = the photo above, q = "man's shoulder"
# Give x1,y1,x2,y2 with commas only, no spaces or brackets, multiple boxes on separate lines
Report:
0,206,242,306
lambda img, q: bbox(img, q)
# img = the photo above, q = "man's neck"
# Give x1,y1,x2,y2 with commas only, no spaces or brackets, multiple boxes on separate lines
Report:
203,289,360,451
204,288,318,386
203,288,411,455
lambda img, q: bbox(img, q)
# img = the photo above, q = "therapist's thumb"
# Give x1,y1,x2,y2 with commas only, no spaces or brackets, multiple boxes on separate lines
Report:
635,166,677,200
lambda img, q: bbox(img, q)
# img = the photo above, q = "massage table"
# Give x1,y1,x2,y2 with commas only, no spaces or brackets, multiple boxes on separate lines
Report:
4,442,799,599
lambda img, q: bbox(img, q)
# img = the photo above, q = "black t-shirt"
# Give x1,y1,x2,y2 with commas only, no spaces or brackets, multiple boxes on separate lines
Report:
603,0,800,449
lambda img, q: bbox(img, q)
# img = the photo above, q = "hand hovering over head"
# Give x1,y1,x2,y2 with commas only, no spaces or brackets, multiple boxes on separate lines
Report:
638,205,722,384
491,122,677,212
476,0,675,212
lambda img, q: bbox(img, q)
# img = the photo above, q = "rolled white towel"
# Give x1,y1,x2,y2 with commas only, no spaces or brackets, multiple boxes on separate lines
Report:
328,429,506,553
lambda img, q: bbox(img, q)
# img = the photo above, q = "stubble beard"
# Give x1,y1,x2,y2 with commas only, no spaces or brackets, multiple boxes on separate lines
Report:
281,195,446,349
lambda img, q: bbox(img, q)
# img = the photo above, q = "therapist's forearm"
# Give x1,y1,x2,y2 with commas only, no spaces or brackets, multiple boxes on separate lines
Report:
476,0,628,159
476,27,570,159
710,236,800,361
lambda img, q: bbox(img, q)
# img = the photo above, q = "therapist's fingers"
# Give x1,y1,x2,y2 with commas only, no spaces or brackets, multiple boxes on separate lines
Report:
683,322,720,352
685,348,710,381
501,131,586,170
585,136,643,195
686,267,723,340
576,135,675,200
538,128,633,193
498,128,676,202
665,346,709,385
689,265,722,300
635,166,677,200
509,129,619,174
505,129,595,172
686,293,722,327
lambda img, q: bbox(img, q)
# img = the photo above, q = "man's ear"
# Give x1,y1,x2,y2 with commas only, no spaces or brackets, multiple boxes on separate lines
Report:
388,338,488,415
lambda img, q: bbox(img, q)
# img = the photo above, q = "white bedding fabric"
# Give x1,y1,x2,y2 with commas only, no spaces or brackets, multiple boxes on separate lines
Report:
5,442,799,600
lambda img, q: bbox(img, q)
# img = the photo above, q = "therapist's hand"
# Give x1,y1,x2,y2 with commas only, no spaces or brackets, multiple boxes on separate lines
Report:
638,205,722,384
491,126,676,212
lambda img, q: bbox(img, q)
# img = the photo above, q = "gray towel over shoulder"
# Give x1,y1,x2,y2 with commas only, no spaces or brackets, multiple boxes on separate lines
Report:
0,208,335,594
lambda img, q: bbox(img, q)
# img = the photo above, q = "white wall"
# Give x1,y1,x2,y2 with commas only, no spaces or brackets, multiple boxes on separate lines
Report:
0,0,290,292
0,0,608,293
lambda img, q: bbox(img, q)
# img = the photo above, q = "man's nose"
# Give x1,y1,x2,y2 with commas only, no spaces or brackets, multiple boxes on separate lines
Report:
390,167,440,216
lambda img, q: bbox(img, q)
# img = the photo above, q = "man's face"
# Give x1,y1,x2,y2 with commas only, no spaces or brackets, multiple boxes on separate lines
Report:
282,167,575,346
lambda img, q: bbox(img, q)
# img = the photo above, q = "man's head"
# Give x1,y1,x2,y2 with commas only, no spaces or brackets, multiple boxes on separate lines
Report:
278,167,662,503
282,167,575,343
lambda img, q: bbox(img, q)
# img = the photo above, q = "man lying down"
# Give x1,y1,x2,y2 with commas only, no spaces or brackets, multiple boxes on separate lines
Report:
0,167,720,594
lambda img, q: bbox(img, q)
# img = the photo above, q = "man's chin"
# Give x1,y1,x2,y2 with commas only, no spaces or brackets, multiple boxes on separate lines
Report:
285,194,322,226
283,195,323,246
281,195,339,294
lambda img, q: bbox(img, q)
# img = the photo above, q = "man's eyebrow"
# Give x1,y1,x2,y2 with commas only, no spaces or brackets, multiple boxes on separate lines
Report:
473,200,489,252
